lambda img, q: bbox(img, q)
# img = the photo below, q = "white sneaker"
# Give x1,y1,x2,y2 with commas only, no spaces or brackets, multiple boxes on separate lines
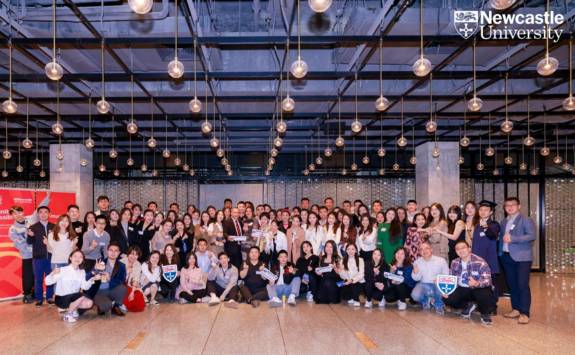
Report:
306,292,314,302
269,297,282,308
179,298,187,304
287,294,296,306
63,313,77,323
364,301,373,308
347,299,355,305
379,299,386,308
208,295,220,306
71,310,79,318
150,299,159,306
351,300,361,307
397,300,407,311
119,304,128,313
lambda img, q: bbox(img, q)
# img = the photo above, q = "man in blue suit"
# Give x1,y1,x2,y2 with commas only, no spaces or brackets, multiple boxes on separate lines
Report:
499,197,536,325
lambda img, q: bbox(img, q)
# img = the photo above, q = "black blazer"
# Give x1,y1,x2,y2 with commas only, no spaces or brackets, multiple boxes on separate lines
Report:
364,260,390,288
27,221,55,259
223,218,243,254
131,222,156,262
110,223,138,255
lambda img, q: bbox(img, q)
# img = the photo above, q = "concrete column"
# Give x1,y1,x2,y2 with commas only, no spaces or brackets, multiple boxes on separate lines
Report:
50,144,93,214
415,141,460,209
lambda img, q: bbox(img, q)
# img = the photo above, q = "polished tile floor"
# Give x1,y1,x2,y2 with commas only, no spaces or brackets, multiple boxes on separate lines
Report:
0,273,573,355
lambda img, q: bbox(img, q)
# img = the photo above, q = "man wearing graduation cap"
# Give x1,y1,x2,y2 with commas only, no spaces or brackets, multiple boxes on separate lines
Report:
471,200,501,313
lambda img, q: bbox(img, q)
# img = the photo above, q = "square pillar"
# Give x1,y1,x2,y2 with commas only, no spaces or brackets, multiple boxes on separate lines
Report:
50,144,93,214
415,141,460,209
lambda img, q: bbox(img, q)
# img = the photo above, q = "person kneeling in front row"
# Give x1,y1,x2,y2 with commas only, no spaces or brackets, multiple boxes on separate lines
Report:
207,252,240,308
90,242,128,316
239,247,269,307
267,250,301,307
411,242,449,314
45,250,97,323
443,240,495,325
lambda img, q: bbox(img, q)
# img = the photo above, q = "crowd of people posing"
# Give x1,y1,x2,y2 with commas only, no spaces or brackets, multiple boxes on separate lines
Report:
8,195,536,326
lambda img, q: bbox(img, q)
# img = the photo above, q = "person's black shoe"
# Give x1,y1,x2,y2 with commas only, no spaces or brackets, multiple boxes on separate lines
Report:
35,300,43,308
481,314,493,325
23,296,33,304
47,299,55,306
111,305,125,316
461,303,477,319
251,299,260,308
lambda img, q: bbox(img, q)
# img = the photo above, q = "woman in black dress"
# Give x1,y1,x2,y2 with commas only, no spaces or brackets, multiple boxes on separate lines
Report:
314,240,342,304
295,241,319,302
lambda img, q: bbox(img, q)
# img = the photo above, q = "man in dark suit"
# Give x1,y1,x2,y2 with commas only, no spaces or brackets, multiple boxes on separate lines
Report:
110,207,137,255
26,206,55,307
223,208,244,269
499,197,536,325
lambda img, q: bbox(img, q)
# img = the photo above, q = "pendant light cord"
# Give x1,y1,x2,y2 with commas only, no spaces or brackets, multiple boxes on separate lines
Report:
297,0,301,59
419,0,424,58
52,0,57,61
101,39,106,99
175,0,179,59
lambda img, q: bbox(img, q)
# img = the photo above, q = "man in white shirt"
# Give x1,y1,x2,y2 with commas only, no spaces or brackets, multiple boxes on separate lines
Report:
411,241,449,314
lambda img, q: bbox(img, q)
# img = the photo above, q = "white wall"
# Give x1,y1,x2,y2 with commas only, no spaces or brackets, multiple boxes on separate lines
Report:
199,183,264,209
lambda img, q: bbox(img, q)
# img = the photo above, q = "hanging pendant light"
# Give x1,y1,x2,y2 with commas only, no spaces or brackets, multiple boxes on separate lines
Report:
45,0,63,81
290,0,308,79
540,113,550,156
140,137,148,172
379,112,386,157
564,39,575,111
52,84,63,135
375,37,389,111
168,0,184,79
477,135,485,171
351,72,362,133
397,97,408,147
334,95,345,147
460,100,470,147
127,134,134,166
484,114,495,156
553,126,563,164
3,41,18,114
129,0,153,14
96,39,111,114
413,0,432,77
309,0,332,13
127,75,138,134
519,142,527,171
189,37,202,113
22,99,33,148
392,148,400,171
33,124,40,166
201,74,212,134
467,40,483,112
15,142,22,173
85,97,95,149
361,127,369,165
409,125,416,165
147,99,157,148
537,0,558,76
500,74,513,133
425,74,437,133
504,135,512,165
162,114,171,158
109,116,118,159
523,96,535,146
282,39,296,112
3,117,11,160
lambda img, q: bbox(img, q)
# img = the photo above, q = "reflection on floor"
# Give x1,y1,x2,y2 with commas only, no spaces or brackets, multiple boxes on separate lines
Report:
0,273,573,355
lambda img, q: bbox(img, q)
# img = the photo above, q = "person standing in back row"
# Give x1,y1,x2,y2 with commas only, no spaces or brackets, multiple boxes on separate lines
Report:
27,206,55,307
499,197,536,325
223,208,244,269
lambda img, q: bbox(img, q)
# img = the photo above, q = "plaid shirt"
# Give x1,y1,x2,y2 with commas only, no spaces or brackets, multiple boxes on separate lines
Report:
450,254,492,288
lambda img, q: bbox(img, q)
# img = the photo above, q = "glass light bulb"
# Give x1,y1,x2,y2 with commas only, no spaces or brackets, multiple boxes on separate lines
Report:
227,171,233,176
315,156,323,165
174,157,182,166
410,156,417,165
500,120,513,133
56,150,64,160
276,120,288,133
350,163,358,171
432,146,440,158
362,156,370,165
412,56,432,77
221,158,228,165
210,137,220,148
504,156,512,165
127,121,138,134
523,136,535,147
397,136,408,147
530,168,538,176
225,164,231,171
85,138,95,149
563,96,575,111
264,170,270,176
467,96,483,112
183,164,190,172
489,0,516,10
378,168,385,176
477,162,485,171
308,0,332,13
393,163,400,171
128,0,153,14
189,98,202,113
45,61,63,81
189,169,196,176
553,155,563,164
341,168,347,176
274,137,283,148
2,170,8,178
309,163,316,171
96,99,110,115
52,122,64,135
378,147,386,157
281,97,295,112
162,149,171,158
127,157,134,166
269,157,276,165
113,169,120,177
80,158,88,167
493,169,500,176
519,162,528,171
2,150,11,160
460,136,470,147
290,58,308,79
140,164,148,172
33,158,41,167
458,156,465,165
147,137,157,148
540,146,550,157
109,149,118,159
39,169,46,178
167,58,184,79
425,120,437,133
2,98,17,114
216,148,225,158
99,164,106,172
16,164,23,173
22,138,33,149
324,147,333,157
152,169,159,177
201,121,213,135
375,96,390,112
536,56,559,76
271,148,279,157
335,136,345,147
351,120,362,133
303,169,310,176
485,146,495,157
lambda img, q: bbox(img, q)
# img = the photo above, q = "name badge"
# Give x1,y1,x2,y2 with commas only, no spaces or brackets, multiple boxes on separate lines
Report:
138,230,144,235
128,227,134,231
471,271,479,276
510,224,515,230
397,270,403,276
99,242,106,246
479,232,486,237
381,228,387,232
75,227,82,233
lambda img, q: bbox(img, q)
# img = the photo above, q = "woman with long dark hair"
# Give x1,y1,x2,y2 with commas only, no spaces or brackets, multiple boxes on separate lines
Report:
464,201,480,247
159,244,181,301
426,203,449,260
47,214,78,269
173,219,194,264
314,240,341,304
338,213,357,257
176,252,208,304
377,208,403,263
305,212,325,256
337,243,365,307
295,241,319,302
434,205,466,264
404,213,428,262
386,247,415,310
363,248,389,308
357,214,377,261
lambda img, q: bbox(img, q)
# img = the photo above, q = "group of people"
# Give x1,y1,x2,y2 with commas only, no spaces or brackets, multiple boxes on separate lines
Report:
8,194,536,326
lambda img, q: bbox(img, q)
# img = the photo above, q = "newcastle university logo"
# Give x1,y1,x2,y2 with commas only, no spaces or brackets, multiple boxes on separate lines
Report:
454,11,479,39
436,274,458,296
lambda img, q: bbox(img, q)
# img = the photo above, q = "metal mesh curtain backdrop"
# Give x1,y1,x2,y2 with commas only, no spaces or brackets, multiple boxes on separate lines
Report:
71,177,572,274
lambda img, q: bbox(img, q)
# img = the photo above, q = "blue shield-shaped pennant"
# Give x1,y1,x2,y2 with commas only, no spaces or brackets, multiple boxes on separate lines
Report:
453,10,479,39
436,274,458,296
162,264,178,283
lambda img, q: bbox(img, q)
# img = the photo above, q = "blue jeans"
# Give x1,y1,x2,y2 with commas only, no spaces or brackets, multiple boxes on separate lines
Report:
267,277,302,299
500,252,532,316
411,282,444,309
33,258,53,301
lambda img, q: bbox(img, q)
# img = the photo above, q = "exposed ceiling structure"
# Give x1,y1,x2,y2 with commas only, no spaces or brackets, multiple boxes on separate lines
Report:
0,0,574,178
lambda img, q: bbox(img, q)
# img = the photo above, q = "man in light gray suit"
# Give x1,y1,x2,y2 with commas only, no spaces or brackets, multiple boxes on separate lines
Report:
498,197,536,325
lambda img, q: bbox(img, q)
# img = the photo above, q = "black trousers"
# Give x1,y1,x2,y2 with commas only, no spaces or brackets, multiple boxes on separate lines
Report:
299,273,318,296
383,283,413,303
206,281,239,300
239,284,268,303
225,243,242,269
444,286,494,315
341,283,363,301
22,258,34,297
160,278,179,300
179,289,208,303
